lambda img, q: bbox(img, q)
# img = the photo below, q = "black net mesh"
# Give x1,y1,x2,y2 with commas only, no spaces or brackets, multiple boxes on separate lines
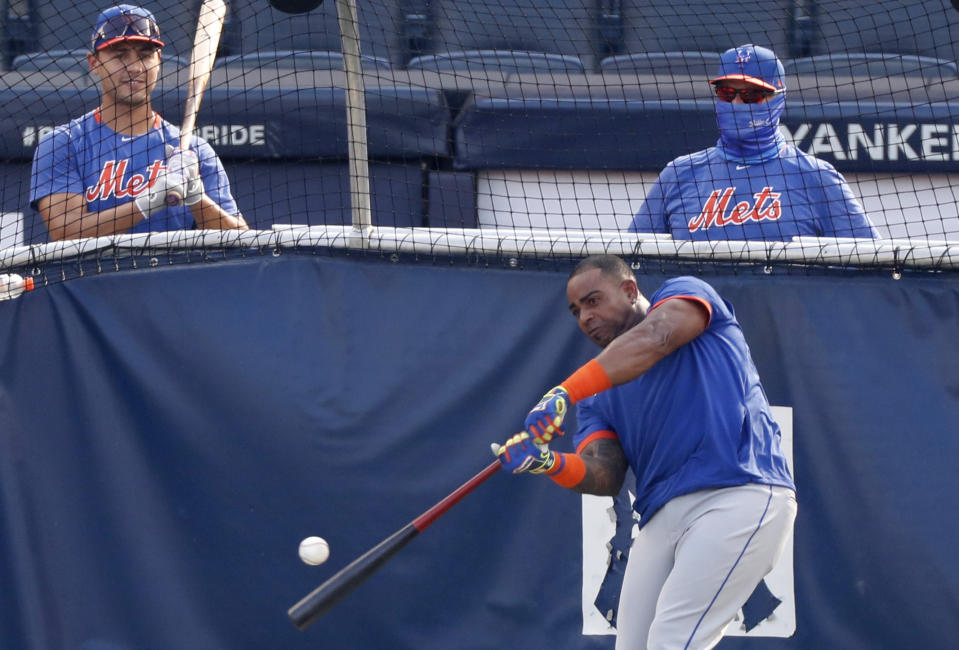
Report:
3,0,959,283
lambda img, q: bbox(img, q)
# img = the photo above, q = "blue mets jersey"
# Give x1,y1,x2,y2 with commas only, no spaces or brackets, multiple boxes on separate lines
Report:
30,109,239,233
630,144,877,240
573,276,795,526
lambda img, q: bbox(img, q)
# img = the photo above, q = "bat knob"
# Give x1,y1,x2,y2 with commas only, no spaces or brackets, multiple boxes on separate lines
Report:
166,192,183,207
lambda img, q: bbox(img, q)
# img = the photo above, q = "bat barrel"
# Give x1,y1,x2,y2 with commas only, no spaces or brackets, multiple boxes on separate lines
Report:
287,524,419,630
287,460,501,631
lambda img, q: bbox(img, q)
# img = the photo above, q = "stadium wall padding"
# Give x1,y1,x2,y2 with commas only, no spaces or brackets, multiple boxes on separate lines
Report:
5,75,958,171
0,254,957,649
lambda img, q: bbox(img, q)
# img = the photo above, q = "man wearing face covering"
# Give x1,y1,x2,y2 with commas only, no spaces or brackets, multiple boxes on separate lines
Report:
630,44,878,240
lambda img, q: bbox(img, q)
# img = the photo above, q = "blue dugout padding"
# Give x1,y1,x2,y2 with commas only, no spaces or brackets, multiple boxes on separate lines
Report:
224,161,427,229
452,75,959,173
0,254,957,649
6,72,959,175
0,80,449,161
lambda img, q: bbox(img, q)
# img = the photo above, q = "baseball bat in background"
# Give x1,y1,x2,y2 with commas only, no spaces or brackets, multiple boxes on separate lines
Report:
287,460,502,631
166,0,227,207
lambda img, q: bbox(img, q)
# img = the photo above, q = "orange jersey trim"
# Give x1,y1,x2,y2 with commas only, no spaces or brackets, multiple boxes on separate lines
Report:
648,294,713,327
576,429,618,454
94,109,162,130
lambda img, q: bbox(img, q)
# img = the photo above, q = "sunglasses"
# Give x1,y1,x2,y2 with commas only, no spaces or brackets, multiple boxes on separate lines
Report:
93,15,161,50
714,86,778,104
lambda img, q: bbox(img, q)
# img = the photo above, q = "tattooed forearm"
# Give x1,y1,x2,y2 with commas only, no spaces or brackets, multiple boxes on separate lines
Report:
570,437,629,496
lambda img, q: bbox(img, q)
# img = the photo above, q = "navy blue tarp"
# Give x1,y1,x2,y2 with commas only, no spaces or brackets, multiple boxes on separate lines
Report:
0,254,957,649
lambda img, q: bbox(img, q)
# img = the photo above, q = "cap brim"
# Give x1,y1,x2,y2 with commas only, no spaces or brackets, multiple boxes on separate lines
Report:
95,35,165,51
709,74,777,91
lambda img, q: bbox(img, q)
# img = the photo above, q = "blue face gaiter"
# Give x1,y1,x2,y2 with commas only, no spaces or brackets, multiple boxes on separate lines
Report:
715,92,786,165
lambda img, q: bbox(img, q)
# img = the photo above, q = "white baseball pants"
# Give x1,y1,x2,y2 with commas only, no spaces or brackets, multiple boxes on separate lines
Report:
614,483,797,650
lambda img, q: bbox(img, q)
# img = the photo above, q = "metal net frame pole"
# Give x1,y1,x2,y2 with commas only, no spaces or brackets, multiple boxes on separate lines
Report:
335,0,373,238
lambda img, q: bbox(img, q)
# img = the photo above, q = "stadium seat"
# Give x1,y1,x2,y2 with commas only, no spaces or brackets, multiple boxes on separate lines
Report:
407,50,584,74
12,49,186,78
214,50,391,71
619,1,794,60
11,49,89,74
785,53,959,79
599,51,720,76
232,0,402,67
426,0,595,68
810,0,959,61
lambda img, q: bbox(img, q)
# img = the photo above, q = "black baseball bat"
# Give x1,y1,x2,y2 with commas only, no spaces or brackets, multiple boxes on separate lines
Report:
288,460,502,630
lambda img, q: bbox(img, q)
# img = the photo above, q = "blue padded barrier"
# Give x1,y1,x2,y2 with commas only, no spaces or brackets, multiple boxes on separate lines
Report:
426,170,477,227
453,73,959,173
453,76,717,171
0,79,450,161
224,161,425,229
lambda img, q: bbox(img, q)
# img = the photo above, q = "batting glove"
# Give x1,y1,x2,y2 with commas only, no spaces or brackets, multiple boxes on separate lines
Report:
524,385,569,445
166,147,204,206
134,170,188,219
491,433,557,474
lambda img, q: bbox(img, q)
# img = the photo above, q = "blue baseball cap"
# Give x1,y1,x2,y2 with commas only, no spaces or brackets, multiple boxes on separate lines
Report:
92,5,164,52
710,44,785,92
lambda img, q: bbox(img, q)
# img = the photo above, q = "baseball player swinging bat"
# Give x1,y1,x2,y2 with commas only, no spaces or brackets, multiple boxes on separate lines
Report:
165,0,227,206
288,460,501,631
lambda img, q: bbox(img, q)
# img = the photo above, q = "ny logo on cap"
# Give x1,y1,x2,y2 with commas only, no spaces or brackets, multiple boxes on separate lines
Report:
735,48,752,64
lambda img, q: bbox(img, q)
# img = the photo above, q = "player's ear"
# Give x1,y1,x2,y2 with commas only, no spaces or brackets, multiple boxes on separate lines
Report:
621,278,639,301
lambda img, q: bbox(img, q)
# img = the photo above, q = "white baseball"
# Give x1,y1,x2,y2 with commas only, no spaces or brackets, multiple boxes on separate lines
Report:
298,536,330,566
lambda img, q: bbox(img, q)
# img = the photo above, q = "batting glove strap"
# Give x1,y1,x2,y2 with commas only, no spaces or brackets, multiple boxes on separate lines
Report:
561,359,612,403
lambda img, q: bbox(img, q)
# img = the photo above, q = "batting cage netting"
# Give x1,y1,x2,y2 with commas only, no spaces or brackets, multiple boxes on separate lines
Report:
3,0,959,280
3,3,959,649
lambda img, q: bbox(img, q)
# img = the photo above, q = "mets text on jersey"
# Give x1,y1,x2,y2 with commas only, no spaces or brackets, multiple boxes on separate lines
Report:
85,160,165,201
687,187,782,233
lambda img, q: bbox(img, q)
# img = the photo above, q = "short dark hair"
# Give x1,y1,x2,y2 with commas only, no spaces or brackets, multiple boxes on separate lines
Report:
569,254,634,282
